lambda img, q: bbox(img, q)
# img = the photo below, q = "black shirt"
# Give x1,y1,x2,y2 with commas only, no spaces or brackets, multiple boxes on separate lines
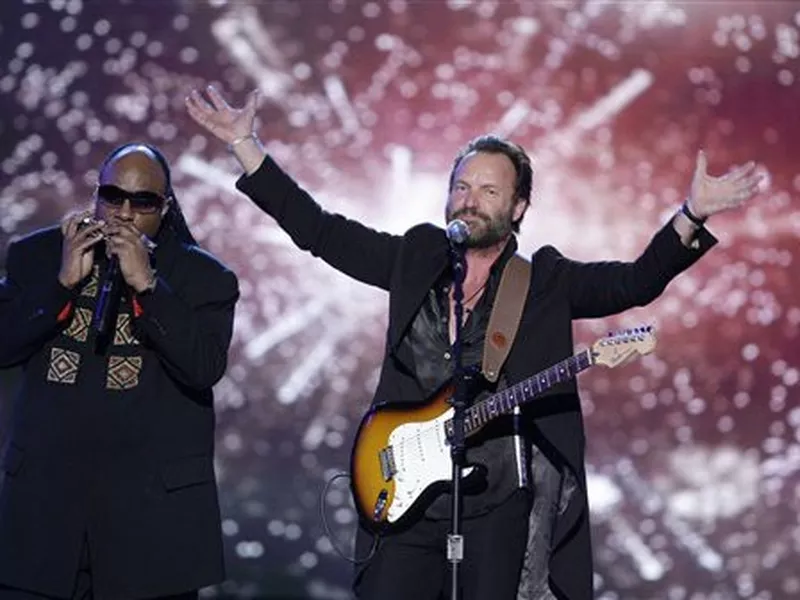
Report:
400,237,531,519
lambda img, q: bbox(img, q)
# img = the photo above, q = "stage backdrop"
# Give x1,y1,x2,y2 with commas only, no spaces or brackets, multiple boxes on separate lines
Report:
1,1,799,599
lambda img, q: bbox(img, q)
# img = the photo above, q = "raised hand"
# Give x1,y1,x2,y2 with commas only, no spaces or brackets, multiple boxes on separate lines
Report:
687,150,764,219
58,211,105,289
185,85,259,145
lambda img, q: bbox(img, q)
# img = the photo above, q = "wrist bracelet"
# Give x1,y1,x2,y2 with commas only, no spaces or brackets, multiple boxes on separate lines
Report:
139,270,158,295
681,201,707,227
227,133,256,152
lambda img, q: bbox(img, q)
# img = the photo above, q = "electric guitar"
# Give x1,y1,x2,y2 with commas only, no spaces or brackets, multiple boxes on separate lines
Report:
349,326,656,534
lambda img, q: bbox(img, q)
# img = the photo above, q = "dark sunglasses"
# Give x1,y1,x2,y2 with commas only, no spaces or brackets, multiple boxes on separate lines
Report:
97,184,167,214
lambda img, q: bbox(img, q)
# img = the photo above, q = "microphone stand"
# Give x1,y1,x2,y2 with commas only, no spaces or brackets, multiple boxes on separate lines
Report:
92,251,123,355
447,241,468,600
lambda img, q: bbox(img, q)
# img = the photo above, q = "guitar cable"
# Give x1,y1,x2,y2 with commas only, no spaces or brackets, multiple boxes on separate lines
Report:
319,471,380,564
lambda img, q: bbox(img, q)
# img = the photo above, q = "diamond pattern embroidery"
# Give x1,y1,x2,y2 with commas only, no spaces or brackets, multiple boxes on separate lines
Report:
107,356,143,391
64,307,92,342
47,347,81,384
113,313,140,346
80,265,99,298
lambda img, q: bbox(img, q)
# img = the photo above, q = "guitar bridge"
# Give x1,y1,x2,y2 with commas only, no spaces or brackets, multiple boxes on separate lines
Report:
378,446,397,481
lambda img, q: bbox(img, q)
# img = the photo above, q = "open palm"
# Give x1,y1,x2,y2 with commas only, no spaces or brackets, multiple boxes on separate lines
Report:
185,85,258,145
689,150,763,218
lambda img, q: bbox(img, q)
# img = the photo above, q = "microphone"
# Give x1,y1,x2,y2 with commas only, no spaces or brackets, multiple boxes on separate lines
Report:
92,253,123,349
446,219,469,283
446,219,470,245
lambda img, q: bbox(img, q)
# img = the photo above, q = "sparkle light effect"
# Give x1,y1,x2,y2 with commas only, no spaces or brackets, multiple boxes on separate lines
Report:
0,1,799,599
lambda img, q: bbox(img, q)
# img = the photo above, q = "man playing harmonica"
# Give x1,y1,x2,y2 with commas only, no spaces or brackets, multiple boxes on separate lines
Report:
0,143,239,600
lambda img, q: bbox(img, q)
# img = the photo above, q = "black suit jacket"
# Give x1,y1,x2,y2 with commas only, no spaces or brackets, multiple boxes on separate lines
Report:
237,157,716,599
0,225,239,599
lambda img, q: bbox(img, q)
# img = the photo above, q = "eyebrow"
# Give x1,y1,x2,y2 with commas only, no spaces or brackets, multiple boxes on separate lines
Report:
454,180,500,190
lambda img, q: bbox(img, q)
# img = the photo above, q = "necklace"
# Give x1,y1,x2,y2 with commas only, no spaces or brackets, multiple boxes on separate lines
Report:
450,276,489,312
464,279,488,307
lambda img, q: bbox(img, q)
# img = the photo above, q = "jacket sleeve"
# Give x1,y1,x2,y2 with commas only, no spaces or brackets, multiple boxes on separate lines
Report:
550,219,718,319
132,253,239,391
235,156,402,291
0,236,76,368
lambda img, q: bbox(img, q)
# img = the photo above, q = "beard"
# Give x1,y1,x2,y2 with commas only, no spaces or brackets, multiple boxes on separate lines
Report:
448,206,516,249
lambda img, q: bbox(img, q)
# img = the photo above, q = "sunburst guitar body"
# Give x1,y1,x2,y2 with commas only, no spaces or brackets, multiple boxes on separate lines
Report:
349,326,656,535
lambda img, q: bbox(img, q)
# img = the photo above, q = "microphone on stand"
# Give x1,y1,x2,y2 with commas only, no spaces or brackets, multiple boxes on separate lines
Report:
446,219,470,282
446,219,470,246
443,218,471,597
92,250,123,352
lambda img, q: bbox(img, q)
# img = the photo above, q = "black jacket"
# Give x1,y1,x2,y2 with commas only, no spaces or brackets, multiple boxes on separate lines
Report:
0,225,239,599
236,156,716,599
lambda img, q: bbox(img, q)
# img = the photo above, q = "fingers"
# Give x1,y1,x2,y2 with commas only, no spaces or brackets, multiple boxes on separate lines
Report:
719,161,757,183
205,84,231,111
185,90,214,121
104,231,129,257
104,223,145,259
693,149,708,180
74,230,104,254
244,88,260,115
741,180,764,200
723,171,764,200
104,221,140,241
74,222,105,245
62,209,93,237
187,89,213,112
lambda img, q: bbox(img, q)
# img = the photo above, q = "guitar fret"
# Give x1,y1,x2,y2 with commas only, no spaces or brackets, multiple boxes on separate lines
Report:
514,384,524,408
559,361,569,379
444,349,598,441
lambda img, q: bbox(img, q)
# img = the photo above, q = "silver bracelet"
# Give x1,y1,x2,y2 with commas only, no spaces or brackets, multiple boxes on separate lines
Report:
140,270,158,295
227,133,256,152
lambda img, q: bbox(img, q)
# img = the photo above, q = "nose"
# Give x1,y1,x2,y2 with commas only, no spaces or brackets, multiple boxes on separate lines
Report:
462,188,479,209
117,199,134,220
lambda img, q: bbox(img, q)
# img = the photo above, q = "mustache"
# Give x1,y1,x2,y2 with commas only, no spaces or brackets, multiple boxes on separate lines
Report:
451,209,490,222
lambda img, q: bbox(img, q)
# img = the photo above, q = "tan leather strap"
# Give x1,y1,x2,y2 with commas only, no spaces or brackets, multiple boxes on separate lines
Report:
482,254,532,382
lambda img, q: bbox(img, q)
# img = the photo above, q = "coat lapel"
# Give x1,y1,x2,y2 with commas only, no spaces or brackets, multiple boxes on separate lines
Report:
387,230,450,355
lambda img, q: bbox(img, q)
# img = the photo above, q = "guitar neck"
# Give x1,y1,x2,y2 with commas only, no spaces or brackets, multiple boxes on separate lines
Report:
444,349,594,440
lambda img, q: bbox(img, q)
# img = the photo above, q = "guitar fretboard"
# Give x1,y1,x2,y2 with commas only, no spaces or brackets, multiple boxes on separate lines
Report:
444,349,594,439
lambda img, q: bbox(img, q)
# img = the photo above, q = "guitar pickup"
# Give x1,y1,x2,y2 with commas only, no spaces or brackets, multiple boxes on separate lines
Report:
378,446,396,481
372,488,389,521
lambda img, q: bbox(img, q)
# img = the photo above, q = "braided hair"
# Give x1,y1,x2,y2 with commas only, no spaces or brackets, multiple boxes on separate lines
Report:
98,142,199,247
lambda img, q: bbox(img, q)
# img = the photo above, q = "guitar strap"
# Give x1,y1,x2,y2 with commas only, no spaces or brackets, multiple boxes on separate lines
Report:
481,254,532,383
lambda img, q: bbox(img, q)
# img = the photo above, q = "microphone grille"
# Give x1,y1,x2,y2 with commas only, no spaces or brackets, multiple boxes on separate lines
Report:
446,219,470,244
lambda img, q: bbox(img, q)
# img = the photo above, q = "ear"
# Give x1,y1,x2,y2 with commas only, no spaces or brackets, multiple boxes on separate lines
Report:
512,197,527,224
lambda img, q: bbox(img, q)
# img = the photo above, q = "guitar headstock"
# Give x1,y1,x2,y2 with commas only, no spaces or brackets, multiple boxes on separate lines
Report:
591,326,657,368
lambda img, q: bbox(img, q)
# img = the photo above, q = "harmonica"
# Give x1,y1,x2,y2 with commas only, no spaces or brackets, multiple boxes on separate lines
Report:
77,216,106,239
77,216,97,229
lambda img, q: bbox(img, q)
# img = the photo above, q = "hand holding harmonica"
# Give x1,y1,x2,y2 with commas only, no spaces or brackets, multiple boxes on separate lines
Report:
58,211,106,289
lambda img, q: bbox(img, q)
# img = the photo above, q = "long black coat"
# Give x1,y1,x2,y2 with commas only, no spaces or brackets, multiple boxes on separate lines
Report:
0,225,238,599
236,156,716,599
